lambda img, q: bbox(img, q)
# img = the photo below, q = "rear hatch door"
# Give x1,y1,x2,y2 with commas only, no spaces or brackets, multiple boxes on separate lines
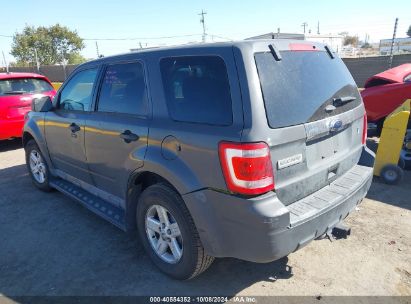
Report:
253,43,366,205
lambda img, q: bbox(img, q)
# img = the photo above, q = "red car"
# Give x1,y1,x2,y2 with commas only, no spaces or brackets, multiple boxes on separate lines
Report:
361,64,411,124
0,72,56,140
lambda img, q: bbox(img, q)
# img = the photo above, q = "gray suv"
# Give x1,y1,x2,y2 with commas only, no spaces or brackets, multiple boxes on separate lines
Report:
23,40,375,280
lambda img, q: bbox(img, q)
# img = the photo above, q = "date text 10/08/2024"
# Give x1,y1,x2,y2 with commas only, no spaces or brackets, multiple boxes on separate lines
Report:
149,296,257,303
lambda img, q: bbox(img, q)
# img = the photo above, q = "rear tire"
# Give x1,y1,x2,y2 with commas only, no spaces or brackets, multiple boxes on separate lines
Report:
25,140,52,192
136,183,214,280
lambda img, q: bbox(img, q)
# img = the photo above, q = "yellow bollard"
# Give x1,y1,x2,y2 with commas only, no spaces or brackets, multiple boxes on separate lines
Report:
374,99,410,184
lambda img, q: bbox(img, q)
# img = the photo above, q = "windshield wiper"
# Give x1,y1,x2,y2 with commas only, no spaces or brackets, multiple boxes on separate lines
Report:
333,96,356,107
3,91,26,95
268,44,282,61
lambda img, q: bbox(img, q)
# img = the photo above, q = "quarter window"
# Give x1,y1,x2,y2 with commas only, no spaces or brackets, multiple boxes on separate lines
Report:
160,56,232,125
97,62,148,116
59,68,98,111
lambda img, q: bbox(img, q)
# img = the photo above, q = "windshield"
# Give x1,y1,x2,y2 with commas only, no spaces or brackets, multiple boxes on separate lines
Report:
405,74,411,83
255,51,361,129
0,78,54,96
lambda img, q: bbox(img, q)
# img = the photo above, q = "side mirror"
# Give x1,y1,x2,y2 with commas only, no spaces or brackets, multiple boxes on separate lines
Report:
32,96,53,112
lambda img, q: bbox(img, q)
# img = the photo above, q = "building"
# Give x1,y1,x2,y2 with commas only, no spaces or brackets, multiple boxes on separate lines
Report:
379,37,411,55
305,34,344,55
246,32,304,40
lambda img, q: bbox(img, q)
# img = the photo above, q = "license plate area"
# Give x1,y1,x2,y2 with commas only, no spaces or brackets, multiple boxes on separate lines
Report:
305,128,351,167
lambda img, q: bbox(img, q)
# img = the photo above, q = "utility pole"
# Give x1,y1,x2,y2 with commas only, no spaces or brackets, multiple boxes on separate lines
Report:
317,21,320,35
2,51,8,73
95,41,100,58
34,48,40,73
198,10,207,43
388,17,398,68
301,22,308,34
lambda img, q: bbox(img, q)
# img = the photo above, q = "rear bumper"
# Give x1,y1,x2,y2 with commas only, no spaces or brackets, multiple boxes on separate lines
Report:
0,119,24,140
183,146,375,263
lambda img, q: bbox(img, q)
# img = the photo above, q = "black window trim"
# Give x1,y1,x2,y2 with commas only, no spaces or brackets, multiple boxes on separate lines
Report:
159,54,234,127
56,65,101,113
94,59,151,120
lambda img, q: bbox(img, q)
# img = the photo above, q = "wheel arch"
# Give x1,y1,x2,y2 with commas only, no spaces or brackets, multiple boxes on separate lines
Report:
22,131,35,147
125,170,182,231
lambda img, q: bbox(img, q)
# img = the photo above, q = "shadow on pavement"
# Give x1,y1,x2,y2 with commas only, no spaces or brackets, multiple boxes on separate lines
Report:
0,138,23,153
0,163,293,297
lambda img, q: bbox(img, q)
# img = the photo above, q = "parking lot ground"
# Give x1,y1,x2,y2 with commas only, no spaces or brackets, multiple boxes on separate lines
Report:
0,139,410,297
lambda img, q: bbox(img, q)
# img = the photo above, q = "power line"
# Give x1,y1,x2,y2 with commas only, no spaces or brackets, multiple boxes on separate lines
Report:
209,34,233,41
83,33,202,41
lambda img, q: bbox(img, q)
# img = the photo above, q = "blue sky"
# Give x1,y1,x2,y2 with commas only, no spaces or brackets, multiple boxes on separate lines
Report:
0,0,410,63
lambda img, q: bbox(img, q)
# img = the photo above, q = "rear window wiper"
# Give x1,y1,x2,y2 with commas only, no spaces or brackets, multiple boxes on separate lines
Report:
268,44,282,61
3,91,26,95
333,96,356,107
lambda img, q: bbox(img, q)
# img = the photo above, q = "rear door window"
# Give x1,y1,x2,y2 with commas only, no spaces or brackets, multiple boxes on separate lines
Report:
255,51,361,129
160,56,232,125
97,62,148,116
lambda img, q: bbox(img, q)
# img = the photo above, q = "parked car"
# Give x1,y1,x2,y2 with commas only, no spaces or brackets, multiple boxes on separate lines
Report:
361,63,411,130
23,40,374,279
0,73,56,140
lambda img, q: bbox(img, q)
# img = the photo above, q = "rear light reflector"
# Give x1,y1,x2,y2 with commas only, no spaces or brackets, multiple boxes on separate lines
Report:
218,142,274,195
362,113,367,145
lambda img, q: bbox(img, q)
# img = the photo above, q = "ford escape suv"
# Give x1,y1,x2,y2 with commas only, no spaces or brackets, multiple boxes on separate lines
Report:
23,40,375,280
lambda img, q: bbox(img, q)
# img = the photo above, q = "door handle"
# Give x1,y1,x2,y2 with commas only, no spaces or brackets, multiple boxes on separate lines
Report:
120,130,139,143
69,123,81,133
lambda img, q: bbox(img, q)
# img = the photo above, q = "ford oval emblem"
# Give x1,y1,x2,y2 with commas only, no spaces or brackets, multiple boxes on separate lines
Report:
329,119,343,132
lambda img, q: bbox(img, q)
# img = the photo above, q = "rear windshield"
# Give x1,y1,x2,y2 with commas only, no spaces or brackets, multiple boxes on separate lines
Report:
255,51,360,129
0,78,53,96
405,74,411,82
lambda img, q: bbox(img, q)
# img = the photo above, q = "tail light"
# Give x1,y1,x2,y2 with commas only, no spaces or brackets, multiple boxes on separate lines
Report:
362,114,367,145
218,142,274,195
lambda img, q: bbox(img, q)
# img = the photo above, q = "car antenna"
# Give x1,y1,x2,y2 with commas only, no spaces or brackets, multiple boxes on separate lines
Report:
268,44,282,61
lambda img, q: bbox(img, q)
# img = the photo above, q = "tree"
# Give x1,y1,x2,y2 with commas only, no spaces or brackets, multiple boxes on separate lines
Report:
407,25,411,37
343,35,359,47
67,53,87,64
11,24,85,65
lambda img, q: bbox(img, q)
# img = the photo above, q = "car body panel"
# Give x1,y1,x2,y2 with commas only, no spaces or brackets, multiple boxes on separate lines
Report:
0,73,55,140
362,64,411,122
364,63,411,87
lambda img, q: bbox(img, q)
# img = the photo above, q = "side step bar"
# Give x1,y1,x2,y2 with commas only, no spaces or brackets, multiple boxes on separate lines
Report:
50,179,126,230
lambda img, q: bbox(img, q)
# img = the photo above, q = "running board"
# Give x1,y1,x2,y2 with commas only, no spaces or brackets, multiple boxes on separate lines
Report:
50,179,126,230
